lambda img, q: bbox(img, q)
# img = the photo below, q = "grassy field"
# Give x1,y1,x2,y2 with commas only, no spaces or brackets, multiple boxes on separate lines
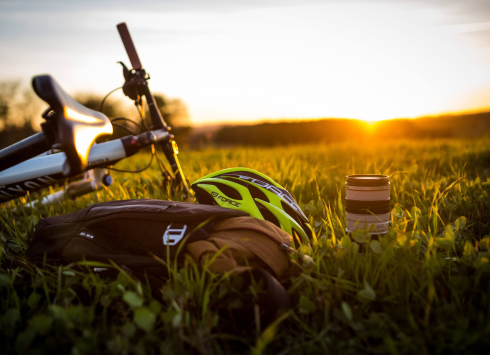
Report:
1,138,490,354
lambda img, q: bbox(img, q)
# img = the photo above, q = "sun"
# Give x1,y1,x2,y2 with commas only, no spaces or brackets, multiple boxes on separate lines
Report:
359,114,386,123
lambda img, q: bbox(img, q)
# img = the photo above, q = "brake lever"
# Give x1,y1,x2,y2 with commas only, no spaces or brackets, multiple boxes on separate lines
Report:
118,61,147,102
118,61,130,81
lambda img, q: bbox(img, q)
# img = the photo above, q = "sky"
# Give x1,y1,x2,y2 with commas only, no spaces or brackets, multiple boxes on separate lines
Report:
1,0,490,125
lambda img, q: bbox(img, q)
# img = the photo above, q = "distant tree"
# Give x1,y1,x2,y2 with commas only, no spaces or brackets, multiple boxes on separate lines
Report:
0,81,45,128
0,84,193,149
73,92,143,138
74,93,122,119
151,94,190,128
0,81,21,129
74,91,190,128
0,80,39,149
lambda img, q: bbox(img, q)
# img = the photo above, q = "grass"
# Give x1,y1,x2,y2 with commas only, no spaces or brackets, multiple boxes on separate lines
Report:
1,138,490,354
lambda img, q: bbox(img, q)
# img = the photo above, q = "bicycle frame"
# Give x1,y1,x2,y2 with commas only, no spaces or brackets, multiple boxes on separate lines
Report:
0,22,190,205
0,129,172,203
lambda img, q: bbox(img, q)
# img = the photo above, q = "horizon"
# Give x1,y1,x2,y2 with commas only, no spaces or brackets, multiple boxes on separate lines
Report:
1,0,490,125
191,106,490,127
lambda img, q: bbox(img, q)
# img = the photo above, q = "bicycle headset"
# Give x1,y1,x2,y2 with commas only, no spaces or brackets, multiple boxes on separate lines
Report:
191,168,313,242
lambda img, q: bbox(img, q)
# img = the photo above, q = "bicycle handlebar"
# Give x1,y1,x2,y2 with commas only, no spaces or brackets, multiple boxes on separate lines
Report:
117,23,142,70
116,22,190,196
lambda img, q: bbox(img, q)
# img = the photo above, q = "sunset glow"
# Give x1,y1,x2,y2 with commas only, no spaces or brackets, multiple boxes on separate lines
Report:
1,1,490,124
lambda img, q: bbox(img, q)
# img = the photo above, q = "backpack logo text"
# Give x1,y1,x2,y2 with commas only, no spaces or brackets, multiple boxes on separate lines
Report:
79,231,94,239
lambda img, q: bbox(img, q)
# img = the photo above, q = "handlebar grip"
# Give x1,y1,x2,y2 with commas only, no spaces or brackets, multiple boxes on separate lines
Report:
117,22,142,70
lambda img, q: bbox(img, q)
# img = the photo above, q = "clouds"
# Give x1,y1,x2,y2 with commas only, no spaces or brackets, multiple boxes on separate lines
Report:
421,0,490,23
3,0,490,18
1,0,490,123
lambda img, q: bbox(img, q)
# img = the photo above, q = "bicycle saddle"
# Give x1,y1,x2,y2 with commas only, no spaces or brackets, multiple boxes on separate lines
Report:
32,75,113,176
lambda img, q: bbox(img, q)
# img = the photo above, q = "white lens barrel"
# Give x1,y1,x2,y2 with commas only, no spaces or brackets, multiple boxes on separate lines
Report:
346,212,390,234
345,185,390,201
345,175,390,235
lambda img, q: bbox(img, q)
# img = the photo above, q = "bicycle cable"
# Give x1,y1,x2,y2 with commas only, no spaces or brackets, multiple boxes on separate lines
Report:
135,103,151,131
111,122,138,136
99,86,123,113
134,102,175,179
111,117,145,134
106,145,155,173
106,115,153,173
154,148,172,177
103,93,169,175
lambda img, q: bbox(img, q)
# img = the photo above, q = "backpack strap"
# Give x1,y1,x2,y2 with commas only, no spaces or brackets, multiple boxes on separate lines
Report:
220,267,290,329
186,216,294,278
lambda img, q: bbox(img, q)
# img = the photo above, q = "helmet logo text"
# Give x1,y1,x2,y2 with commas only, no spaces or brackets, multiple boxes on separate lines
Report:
225,174,306,219
211,191,241,207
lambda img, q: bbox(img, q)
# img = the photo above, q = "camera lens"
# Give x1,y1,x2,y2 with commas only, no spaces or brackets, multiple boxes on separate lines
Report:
345,175,390,234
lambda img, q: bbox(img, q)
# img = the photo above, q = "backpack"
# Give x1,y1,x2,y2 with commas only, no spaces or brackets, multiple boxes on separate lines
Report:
24,199,290,324
26,199,248,271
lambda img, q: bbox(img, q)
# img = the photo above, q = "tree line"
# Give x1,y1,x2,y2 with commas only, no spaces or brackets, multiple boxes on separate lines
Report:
0,80,190,150
210,112,490,146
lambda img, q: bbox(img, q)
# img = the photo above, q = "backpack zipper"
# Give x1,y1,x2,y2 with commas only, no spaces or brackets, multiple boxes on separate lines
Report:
90,204,170,212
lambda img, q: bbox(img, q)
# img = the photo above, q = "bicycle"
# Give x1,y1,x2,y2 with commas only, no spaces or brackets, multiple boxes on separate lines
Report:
0,23,190,207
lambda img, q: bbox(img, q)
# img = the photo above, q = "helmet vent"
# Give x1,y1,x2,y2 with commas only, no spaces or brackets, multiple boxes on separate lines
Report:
281,200,303,224
223,177,269,202
255,200,280,228
245,183,269,202
212,182,243,200
193,186,218,206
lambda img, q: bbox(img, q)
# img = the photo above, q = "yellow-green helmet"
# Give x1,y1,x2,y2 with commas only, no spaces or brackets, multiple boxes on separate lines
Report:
192,168,313,242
